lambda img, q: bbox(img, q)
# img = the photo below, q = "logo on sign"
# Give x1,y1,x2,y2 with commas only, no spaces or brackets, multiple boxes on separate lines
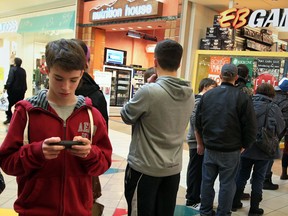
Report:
219,8,288,29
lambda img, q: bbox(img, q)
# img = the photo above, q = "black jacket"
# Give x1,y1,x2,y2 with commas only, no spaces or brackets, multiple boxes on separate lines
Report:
195,82,257,152
75,72,109,128
4,66,27,94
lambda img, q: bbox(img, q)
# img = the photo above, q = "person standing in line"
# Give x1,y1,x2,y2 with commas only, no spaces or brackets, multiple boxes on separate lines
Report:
261,77,288,191
232,83,285,215
3,57,27,124
236,64,253,97
196,63,257,216
121,39,194,216
275,78,288,180
74,39,109,129
186,78,217,210
0,39,112,215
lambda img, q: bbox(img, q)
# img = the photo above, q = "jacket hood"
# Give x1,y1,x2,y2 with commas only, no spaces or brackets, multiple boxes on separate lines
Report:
253,94,272,118
17,89,90,111
156,76,193,101
76,72,100,96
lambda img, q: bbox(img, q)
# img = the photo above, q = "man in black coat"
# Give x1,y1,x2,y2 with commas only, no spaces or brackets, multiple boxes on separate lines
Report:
3,57,27,124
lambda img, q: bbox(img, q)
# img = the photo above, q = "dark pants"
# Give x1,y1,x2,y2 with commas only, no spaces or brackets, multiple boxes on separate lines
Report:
186,148,203,204
124,164,180,216
265,159,274,179
282,137,288,167
236,157,269,197
6,91,25,120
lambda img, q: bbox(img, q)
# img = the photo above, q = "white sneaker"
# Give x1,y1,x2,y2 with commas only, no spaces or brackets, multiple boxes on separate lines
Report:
190,203,201,211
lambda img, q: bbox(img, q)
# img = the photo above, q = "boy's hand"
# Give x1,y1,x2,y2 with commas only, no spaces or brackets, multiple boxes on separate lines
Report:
68,136,92,158
42,137,65,160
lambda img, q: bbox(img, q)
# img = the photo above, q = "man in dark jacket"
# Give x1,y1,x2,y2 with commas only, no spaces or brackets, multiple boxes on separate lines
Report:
3,57,27,124
196,63,257,216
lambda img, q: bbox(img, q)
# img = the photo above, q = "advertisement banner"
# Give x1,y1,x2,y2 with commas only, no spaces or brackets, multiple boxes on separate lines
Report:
209,56,231,85
93,71,112,115
231,57,254,88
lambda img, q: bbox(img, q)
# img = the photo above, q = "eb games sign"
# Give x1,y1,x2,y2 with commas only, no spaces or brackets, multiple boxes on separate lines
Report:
219,8,288,29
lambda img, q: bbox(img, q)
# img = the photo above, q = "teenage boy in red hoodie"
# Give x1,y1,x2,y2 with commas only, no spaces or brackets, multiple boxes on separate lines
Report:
0,39,112,216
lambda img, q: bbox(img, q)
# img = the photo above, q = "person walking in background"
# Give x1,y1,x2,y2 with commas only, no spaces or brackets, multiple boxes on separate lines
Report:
186,78,217,211
196,63,257,216
121,39,194,216
232,83,285,216
0,39,112,215
3,57,27,124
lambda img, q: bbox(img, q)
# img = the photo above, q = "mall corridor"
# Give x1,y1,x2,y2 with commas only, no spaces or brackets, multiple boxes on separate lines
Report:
0,113,288,215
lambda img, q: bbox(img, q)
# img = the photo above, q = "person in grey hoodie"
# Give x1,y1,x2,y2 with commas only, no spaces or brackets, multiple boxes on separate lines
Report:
186,78,217,210
121,39,194,216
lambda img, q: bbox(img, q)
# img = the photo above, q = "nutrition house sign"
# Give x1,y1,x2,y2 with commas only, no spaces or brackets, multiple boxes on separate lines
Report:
89,0,163,22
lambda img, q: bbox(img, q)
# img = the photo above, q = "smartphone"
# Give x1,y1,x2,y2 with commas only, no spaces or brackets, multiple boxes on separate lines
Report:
49,141,84,149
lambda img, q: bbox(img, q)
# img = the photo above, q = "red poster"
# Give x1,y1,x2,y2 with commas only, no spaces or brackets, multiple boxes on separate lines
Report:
208,56,231,85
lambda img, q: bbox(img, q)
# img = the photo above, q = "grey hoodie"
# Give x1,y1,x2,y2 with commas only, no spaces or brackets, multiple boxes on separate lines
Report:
121,76,194,177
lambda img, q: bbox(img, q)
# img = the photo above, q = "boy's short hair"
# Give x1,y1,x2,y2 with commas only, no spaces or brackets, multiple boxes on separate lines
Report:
256,83,275,98
154,39,183,71
14,57,22,67
45,39,86,71
198,78,217,93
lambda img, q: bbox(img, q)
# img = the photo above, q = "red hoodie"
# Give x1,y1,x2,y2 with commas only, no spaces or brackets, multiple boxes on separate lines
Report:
0,91,112,216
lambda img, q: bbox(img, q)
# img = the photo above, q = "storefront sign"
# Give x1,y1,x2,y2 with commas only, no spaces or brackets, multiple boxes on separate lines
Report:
0,20,18,33
89,0,163,22
219,8,288,29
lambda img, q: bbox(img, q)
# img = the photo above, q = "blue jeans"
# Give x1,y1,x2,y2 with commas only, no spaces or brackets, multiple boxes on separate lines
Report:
236,157,269,197
200,149,240,216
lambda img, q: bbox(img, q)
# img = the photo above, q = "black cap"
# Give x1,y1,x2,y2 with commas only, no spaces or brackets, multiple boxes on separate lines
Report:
221,64,237,78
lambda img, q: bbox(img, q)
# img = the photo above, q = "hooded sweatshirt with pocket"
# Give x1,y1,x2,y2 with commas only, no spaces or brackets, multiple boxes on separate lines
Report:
121,76,194,177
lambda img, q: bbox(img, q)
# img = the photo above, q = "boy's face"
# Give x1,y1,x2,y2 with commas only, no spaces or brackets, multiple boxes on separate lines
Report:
47,66,83,106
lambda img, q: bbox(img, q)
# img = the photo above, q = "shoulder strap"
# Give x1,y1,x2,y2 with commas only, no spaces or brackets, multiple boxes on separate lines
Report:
23,111,29,145
263,103,273,127
87,108,94,142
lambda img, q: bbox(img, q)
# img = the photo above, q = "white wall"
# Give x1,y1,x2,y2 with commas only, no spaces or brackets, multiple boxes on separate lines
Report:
180,1,218,81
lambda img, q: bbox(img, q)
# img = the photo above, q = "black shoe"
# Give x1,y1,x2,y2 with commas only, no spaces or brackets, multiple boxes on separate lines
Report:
3,119,10,125
241,192,250,200
263,182,279,190
231,202,243,211
248,208,264,216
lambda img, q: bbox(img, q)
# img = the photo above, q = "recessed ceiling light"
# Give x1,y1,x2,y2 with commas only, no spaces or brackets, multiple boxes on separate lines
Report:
112,28,117,31
137,26,142,29
128,27,133,29
147,26,152,28
120,28,125,30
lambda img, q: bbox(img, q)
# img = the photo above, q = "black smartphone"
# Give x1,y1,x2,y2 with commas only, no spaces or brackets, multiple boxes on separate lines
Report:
49,141,84,149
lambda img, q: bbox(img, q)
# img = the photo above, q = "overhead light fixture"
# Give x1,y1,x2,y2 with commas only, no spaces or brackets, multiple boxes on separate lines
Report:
126,30,142,39
126,30,157,42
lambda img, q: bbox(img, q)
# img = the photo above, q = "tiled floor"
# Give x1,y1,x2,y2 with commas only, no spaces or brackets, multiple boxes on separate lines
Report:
0,113,288,215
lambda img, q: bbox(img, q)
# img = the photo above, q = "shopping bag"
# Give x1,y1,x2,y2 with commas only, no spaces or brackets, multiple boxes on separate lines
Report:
0,92,9,111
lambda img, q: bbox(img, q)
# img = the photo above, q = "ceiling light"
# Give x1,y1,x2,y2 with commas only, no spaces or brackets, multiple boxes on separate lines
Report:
127,30,142,39
126,30,157,42
147,26,152,28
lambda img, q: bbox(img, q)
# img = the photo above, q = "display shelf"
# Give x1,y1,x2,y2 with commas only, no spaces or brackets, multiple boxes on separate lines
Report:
103,65,133,106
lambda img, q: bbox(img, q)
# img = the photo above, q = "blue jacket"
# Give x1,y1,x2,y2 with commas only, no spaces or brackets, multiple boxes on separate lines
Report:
242,94,285,160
